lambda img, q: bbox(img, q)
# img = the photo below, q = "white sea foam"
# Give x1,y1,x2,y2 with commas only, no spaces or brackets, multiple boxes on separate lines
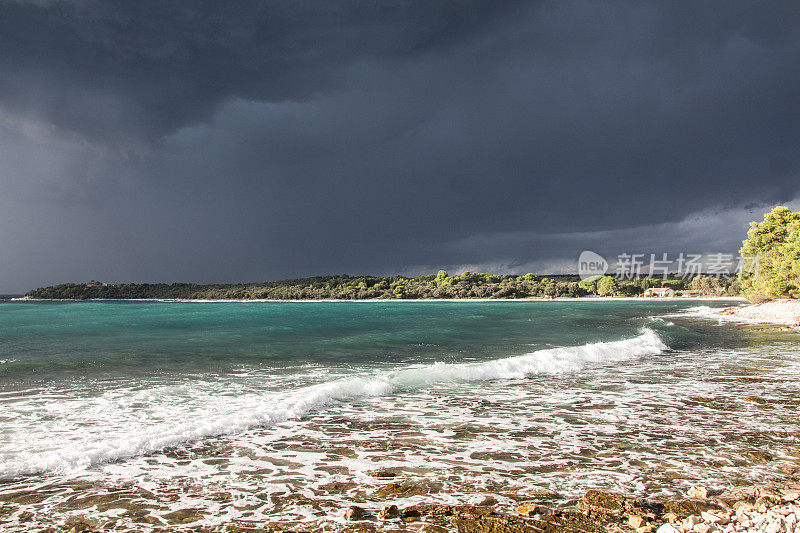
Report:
647,316,674,326
662,305,722,322
0,329,666,477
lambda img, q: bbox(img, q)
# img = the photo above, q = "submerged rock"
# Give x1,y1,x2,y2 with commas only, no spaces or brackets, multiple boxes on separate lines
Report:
319,481,358,494
64,518,99,533
378,505,398,520
742,396,767,404
372,482,427,498
162,508,204,524
746,450,773,464
368,471,397,478
345,505,367,521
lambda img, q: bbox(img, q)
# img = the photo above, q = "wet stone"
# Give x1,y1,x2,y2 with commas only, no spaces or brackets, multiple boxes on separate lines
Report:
469,451,525,462
343,524,377,533
130,514,165,526
661,498,720,517
579,490,640,517
316,465,351,475
422,524,451,533
345,505,367,521
746,451,773,464
452,509,609,533
65,522,93,533
0,490,54,505
368,471,398,478
742,396,768,404
162,508,204,524
319,481,358,494
378,504,399,520
514,503,540,517
372,482,428,499
325,447,358,458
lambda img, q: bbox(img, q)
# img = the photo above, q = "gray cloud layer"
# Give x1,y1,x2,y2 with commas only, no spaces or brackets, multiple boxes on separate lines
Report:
1,1,799,292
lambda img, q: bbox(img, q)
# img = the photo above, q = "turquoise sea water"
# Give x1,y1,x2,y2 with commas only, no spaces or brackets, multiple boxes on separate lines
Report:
0,300,748,379
1,300,799,530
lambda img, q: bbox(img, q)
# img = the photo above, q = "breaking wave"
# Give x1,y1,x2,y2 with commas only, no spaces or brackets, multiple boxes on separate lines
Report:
0,329,667,477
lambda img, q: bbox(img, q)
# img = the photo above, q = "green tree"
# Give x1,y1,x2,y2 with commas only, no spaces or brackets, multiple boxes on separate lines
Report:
578,278,598,295
596,276,619,296
739,206,800,300
435,270,452,286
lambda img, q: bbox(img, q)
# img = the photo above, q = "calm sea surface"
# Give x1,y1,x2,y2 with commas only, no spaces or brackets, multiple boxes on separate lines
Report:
1,300,798,531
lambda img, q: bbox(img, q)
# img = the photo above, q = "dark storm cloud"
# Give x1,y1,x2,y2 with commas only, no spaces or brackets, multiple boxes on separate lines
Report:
1,0,800,291
0,0,519,144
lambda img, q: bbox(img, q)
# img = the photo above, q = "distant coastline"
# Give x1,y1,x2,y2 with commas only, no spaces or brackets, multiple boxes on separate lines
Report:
22,272,741,301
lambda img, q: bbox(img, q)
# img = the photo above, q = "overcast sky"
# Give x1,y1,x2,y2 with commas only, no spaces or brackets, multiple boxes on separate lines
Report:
1,1,799,292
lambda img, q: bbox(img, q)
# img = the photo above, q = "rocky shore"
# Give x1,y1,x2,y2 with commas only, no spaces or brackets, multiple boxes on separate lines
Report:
6,480,799,532
719,300,800,327
335,482,800,533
